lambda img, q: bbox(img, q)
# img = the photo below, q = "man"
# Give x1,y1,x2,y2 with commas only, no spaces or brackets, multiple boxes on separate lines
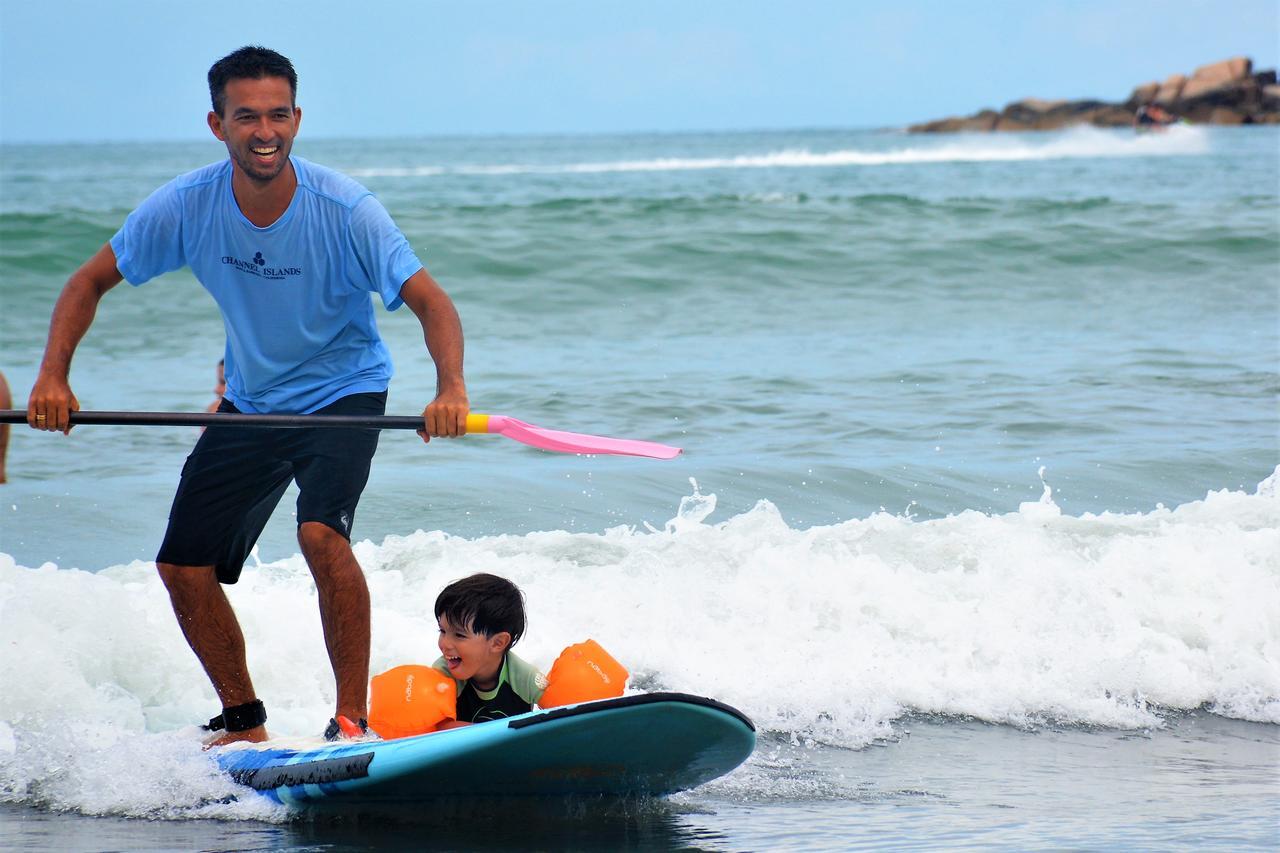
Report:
26,46,468,745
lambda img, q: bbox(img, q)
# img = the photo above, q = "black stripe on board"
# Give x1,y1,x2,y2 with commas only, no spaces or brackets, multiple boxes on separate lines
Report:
230,751,375,790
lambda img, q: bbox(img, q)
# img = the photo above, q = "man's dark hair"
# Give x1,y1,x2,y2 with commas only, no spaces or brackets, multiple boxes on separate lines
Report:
435,573,527,647
208,46,297,116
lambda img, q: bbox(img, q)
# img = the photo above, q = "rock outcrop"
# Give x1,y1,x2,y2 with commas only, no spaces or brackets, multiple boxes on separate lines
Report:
909,57,1279,132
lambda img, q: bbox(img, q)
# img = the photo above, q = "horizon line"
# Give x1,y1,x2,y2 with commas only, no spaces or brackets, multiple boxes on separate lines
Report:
0,124,915,147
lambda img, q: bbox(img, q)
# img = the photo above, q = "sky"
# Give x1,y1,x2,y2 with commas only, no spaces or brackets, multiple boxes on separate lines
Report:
1,0,1276,142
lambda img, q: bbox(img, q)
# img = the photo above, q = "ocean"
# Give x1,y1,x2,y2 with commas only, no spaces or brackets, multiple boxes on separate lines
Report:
0,126,1277,850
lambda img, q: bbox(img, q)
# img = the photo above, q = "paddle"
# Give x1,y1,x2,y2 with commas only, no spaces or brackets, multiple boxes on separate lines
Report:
0,410,681,459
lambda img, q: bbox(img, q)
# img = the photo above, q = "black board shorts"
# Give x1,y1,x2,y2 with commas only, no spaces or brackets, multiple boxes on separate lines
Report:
156,391,386,584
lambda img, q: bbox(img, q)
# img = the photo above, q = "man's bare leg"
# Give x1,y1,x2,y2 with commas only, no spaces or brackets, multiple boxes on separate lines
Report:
298,521,370,723
156,563,267,746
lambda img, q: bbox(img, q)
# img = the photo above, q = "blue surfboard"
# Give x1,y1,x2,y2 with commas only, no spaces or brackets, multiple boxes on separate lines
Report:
214,692,755,805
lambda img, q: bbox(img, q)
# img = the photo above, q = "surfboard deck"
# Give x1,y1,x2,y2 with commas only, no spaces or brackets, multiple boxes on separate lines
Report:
214,692,755,805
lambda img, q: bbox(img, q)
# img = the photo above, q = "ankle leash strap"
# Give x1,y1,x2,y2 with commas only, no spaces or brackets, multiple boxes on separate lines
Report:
203,699,267,733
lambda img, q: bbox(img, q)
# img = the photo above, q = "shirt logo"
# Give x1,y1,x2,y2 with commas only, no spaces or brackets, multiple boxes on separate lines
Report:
221,248,302,280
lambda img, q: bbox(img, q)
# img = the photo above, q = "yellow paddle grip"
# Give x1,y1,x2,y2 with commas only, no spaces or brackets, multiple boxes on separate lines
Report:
465,413,490,434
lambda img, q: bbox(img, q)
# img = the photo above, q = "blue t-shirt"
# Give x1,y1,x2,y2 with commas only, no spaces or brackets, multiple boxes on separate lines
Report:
110,156,423,414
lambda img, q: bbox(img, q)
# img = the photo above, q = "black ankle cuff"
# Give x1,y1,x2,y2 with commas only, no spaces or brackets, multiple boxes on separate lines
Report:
204,699,267,733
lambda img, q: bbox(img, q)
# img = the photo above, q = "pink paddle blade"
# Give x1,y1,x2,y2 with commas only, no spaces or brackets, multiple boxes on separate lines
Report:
488,416,681,459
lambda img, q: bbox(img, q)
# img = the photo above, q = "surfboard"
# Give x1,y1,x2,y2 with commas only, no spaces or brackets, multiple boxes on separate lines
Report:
214,692,755,805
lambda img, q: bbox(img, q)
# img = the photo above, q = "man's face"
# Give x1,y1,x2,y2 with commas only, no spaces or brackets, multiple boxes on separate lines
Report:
207,76,301,184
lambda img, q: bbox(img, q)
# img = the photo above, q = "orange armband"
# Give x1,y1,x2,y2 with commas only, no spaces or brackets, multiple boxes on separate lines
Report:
368,664,457,739
538,640,629,709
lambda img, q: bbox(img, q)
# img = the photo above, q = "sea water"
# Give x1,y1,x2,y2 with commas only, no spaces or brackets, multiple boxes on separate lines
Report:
0,126,1277,849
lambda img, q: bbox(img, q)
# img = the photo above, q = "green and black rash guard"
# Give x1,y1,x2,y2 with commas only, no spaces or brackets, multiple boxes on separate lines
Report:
432,652,548,723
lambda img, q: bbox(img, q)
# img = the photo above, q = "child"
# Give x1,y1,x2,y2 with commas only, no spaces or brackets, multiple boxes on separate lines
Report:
432,573,547,724
367,573,627,738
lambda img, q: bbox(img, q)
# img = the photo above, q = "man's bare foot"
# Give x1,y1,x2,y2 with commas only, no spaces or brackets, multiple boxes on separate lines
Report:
202,724,269,750
323,715,379,741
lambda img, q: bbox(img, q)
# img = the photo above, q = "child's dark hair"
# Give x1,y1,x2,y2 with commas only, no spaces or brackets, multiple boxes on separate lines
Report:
434,573,526,647
207,46,297,116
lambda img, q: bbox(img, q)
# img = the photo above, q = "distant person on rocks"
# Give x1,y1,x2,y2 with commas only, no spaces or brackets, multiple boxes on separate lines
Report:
1134,103,1176,129
26,46,470,746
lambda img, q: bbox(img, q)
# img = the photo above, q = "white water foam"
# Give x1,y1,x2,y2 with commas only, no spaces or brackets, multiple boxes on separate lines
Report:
345,126,1210,178
1,466,1275,817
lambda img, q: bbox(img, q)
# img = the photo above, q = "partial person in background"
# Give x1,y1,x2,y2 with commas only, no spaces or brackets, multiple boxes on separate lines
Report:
206,358,226,414
0,370,10,483
199,358,227,433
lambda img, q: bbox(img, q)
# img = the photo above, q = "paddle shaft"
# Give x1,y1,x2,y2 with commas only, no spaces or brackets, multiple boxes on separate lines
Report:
0,409,460,430
0,410,681,457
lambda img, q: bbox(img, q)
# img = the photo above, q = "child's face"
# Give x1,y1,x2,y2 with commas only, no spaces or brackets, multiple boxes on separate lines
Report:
437,615,510,684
